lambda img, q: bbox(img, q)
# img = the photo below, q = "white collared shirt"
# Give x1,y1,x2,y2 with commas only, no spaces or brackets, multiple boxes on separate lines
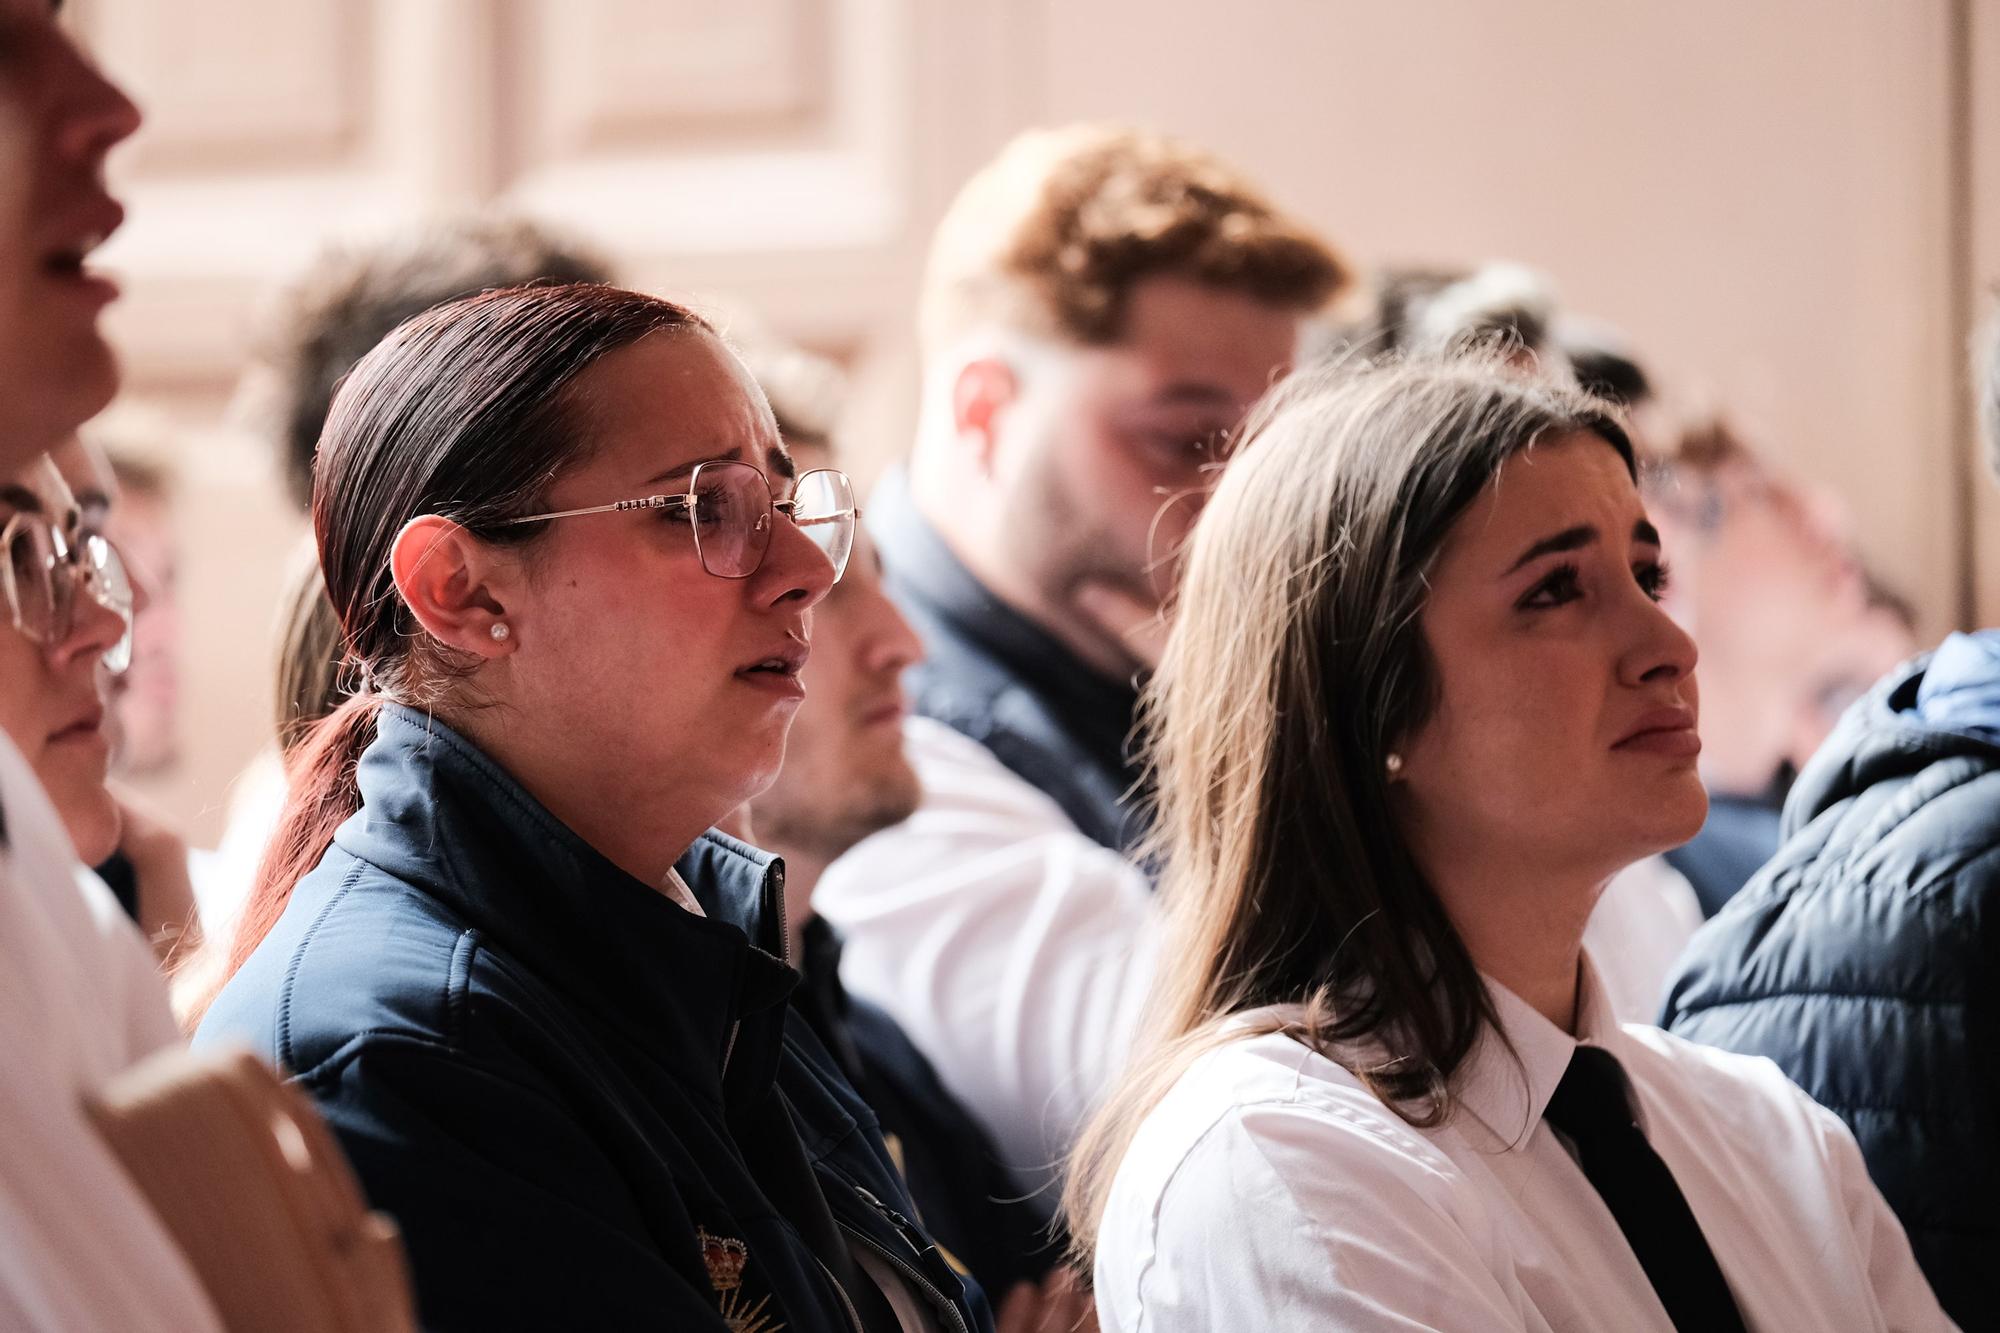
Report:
1094,955,1954,1332
0,733,224,1331
819,715,1715,1191
816,716,1165,1189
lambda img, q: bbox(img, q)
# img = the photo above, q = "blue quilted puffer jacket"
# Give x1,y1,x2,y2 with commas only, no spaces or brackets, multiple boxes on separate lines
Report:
1662,643,2000,1331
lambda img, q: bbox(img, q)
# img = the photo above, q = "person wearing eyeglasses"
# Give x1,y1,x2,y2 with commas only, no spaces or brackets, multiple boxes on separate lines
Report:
0,455,135,871
36,432,204,966
192,283,988,1332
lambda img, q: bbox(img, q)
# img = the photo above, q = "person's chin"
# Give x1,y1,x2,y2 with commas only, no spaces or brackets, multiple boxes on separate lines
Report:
1635,775,1710,855
36,335,118,440
61,791,121,867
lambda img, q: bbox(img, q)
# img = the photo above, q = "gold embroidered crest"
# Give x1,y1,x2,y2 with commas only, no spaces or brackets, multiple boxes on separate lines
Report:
699,1228,783,1332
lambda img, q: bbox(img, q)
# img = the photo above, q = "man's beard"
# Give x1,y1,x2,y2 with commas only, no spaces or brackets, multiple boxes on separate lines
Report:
759,763,923,865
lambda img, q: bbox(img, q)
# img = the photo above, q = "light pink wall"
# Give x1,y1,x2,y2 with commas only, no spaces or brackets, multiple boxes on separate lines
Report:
1032,0,1963,635
83,0,1989,842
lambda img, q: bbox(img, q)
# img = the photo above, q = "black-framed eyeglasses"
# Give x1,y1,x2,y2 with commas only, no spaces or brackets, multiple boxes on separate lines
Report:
0,511,134,673
498,460,857,582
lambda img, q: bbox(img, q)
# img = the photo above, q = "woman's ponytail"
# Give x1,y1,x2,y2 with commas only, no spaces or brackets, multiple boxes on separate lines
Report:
180,693,380,1025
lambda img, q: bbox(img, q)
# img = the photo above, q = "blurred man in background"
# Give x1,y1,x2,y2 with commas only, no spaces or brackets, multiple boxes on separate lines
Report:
1643,417,1880,914
237,213,612,516
814,124,1347,1184
1662,314,2000,1329
741,340,1093,1330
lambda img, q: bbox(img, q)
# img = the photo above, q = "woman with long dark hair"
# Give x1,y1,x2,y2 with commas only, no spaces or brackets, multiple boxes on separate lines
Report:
1066,356,1950,1331
195,283,983,1332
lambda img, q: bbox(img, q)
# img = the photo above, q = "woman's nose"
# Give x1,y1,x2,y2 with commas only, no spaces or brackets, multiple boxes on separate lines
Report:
1625,591,1699,688
53,37,144,163
754,509,836,612
52,583,129,671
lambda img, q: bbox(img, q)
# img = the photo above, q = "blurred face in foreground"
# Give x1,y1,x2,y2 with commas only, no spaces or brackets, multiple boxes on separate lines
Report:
0,0,141,468
1649,454,1866,793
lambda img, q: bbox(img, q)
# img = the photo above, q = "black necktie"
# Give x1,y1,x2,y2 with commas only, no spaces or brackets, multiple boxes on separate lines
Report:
1543,1045,1747,1333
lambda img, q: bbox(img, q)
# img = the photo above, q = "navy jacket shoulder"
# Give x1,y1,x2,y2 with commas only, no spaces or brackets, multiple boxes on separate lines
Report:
1662,655,2000,1329
198,704,986,1333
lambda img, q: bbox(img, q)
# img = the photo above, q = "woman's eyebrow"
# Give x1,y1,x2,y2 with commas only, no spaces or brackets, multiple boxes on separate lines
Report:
1505,524,1595,575
768,445,797,482
641,445,745,488
0,484,42,514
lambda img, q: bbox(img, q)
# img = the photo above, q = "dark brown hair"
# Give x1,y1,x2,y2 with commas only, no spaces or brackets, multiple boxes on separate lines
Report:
201,284,708,1015
244,214,613,511
1065,355,1633,1256
271,538,345,761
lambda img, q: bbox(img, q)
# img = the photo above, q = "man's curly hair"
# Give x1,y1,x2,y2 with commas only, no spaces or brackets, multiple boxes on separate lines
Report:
920,124,1347,351
240,214,612,512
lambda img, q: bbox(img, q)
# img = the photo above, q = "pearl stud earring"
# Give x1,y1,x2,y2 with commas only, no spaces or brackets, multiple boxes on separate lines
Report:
1385,752,1404,777
490,623,511,642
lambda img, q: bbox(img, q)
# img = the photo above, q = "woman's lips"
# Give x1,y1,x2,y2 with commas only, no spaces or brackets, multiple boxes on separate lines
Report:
44,260,120,300
734,668,806,700
49,714,105,746
1612,725,1701,758
1612,703,1700,758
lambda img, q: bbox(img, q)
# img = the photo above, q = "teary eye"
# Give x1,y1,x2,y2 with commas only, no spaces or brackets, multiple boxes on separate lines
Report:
1516,562,1583,611
1635,559,1672,603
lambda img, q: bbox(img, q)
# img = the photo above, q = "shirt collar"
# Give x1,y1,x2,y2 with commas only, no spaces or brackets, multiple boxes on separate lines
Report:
1455,950,1630,1147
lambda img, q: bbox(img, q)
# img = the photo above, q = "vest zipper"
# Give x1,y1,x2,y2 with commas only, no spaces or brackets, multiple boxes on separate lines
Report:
771,860,792,965
812,1252,866,1333
720,1019,740,1076
838,1189,973,1333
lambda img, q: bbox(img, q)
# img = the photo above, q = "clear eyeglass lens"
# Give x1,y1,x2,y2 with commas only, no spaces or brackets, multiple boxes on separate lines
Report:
82,535,134,675
791,469,856,582
688,460,775,579
3,521,59,645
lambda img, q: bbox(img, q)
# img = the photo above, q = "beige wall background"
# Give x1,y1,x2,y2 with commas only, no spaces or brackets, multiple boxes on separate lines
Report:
70,0,2000,843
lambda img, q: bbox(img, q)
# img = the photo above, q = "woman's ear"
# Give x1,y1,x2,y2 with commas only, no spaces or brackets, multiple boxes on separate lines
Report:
390,515,515,659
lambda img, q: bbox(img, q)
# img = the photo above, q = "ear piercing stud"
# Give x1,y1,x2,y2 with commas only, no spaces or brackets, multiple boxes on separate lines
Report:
490,623,511,642
1385,752,1404,777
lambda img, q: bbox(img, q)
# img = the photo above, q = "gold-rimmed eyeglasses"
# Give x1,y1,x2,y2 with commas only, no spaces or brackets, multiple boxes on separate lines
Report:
498,459,857,582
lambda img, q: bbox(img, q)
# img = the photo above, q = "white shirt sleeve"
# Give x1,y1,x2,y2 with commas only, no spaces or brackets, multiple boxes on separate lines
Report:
75,863,188,1058
0,735,223,1331
813,717,1163,1187
1098,1099,1531,1333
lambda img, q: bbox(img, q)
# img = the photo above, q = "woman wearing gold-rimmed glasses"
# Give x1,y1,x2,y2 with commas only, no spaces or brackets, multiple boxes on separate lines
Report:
194,283,984,1333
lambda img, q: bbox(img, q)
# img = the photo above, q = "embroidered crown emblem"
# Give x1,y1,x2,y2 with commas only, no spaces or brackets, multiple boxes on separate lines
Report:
698,1228,782,1332
699,1228,749,1292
